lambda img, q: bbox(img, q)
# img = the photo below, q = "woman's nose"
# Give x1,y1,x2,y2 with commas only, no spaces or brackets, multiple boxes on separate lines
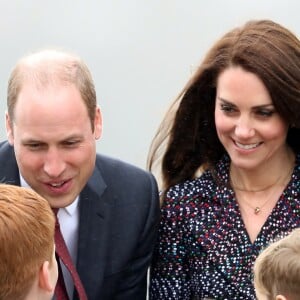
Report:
234,116,255,138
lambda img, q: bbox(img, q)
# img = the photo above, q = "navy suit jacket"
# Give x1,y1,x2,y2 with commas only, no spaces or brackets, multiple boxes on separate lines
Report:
0,141,160,300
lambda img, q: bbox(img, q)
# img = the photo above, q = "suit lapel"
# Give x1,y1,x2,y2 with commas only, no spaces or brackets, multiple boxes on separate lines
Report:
76,166,108,298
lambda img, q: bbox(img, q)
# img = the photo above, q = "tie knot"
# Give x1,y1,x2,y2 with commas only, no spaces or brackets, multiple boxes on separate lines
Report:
52,208,60,227
52,208,59,216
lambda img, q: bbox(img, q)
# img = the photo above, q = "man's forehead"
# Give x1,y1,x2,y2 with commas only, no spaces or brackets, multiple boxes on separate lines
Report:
18,73,75,92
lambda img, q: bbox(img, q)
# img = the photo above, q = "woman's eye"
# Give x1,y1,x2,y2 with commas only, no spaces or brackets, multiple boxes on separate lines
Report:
220,104,236,113
256,110,274,117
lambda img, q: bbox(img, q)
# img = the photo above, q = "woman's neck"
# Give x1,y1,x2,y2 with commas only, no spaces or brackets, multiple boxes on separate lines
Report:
230,148,295,192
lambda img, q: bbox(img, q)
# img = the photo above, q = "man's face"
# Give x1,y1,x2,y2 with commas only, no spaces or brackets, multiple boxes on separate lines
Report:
6,82,102,208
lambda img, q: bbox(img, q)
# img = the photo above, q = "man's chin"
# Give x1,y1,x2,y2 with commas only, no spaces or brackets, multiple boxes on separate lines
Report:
41,195,76,208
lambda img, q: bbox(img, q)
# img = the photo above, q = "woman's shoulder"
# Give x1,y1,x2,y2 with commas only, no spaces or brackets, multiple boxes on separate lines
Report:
163,170,216,206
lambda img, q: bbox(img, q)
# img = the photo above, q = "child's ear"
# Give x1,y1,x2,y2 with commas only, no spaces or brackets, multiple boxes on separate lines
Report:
38,261,56,292
275,295,287,300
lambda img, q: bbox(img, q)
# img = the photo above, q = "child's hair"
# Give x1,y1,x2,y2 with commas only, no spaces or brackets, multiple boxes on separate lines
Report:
0,184,55,300
254,228,300,300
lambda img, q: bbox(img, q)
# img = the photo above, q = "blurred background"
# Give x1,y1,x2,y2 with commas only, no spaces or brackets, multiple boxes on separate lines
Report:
0,0,299,169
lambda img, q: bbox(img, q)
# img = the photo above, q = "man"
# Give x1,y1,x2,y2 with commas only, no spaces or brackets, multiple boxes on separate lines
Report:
0,49,160,299
0,184,58,300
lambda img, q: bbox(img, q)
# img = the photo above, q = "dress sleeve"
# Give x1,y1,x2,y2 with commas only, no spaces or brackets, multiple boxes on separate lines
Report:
149,189,191,299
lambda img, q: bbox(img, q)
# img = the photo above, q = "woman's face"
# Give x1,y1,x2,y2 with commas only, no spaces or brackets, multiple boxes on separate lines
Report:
214,66,289,171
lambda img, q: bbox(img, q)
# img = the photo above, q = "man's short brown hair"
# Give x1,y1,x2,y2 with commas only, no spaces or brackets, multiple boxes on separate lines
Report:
7,48,97,131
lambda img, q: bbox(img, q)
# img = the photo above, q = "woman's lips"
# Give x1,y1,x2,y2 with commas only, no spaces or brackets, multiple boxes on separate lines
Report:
234,141,263,150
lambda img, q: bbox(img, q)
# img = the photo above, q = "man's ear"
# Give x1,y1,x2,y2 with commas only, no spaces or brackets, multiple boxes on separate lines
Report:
94,106,102,140
275,295,287,300
38,261,55,293
5,112,14,145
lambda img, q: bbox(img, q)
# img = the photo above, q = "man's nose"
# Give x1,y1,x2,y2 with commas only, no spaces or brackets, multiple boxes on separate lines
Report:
43,149,66,177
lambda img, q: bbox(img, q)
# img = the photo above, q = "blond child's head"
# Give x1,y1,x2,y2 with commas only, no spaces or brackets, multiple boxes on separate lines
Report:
254,228,300,300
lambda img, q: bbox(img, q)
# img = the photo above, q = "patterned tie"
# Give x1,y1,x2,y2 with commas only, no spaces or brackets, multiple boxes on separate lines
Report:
53,208,88,300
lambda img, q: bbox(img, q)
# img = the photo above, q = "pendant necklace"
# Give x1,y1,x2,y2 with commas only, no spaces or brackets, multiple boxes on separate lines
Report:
236,190,278,215
254,207,260,215
231,165,294,215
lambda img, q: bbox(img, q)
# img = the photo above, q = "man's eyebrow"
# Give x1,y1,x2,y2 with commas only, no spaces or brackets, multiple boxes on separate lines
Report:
21,138,44,144
21,134,83,144
62,134,84,141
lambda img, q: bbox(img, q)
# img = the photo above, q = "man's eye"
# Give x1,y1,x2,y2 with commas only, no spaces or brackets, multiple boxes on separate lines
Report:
26,143,42,149
64,141,79,147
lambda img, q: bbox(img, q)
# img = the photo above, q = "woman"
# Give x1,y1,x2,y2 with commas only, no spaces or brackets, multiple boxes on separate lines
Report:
148,19,300,300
